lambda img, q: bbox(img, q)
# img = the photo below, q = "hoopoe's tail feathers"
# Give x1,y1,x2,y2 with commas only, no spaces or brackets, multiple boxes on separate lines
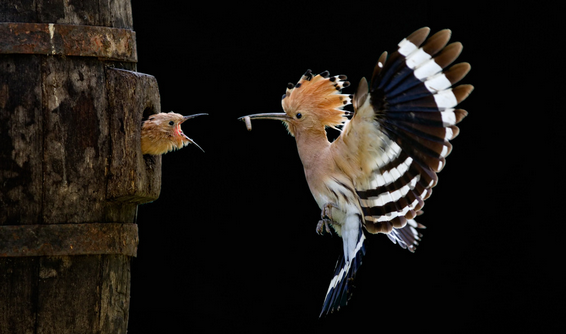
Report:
320,224,366,317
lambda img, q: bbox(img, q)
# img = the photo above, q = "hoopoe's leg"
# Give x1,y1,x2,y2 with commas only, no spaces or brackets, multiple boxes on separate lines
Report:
316,202,338,235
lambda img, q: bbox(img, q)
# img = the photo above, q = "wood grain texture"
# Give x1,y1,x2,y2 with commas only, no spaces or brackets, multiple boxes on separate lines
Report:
0,1,157,333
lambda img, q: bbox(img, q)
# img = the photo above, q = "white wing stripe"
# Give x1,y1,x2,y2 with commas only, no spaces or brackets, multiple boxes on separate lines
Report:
365,175,419,206
414,59,443,80
366,156,413,189
405,48,431,69
445,127,454,140
398,38,417,56
433,90,458,110
424,73,452,93
441,108,457,125
373,137,402,168
374,198,420,222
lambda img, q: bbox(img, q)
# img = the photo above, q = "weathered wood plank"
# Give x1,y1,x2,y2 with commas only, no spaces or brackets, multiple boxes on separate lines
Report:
40,56,111,224
106,68,162,203
0,257,38,334
0,23,137,62
0,55,44,225
100,255,132,333
0,223,139,257
0,1,155,333
0,0,133,28
36,255,103,334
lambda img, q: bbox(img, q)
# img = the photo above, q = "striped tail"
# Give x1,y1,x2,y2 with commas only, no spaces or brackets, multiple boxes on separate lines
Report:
320,224,366,317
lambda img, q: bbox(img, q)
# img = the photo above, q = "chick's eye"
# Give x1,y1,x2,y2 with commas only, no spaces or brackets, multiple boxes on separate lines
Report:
169,121,174,125
296,113,302,119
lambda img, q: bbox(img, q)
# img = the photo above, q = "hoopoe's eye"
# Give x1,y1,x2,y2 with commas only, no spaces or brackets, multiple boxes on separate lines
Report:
169,121,174,125
296,113,302,119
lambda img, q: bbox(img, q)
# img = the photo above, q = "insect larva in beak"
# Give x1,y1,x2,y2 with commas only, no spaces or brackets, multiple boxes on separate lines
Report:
243,116,252,131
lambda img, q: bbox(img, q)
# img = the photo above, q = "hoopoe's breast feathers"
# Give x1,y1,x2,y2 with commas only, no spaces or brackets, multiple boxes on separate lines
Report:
335,27,473,249
281,69,352,136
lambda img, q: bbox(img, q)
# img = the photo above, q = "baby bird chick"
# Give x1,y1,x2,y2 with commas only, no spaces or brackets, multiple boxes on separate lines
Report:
141,112,207,155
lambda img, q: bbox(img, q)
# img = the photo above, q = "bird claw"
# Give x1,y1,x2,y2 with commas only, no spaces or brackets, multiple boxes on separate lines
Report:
316,202,338,235
322,202,336,221
317,219,333,235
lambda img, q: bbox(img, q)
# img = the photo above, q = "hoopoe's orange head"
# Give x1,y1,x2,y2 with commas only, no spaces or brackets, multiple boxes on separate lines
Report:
141,112,207,155
281,70,352,136
238,70,352,136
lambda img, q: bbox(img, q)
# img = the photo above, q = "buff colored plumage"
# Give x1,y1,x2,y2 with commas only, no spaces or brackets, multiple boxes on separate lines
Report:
239,27,472,316
141,112,207,155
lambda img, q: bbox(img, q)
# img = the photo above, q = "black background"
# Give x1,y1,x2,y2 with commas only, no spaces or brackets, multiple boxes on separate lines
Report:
128,2,564,333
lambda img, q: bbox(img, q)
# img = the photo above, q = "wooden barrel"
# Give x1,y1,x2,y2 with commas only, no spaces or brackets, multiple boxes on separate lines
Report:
0,1,161,333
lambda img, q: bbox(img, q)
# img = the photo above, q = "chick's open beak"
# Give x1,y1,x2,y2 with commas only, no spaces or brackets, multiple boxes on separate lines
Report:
180,113,208,152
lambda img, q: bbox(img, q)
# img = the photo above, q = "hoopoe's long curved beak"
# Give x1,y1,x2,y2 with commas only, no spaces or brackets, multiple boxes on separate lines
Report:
238,113,291,131
182,113,209,123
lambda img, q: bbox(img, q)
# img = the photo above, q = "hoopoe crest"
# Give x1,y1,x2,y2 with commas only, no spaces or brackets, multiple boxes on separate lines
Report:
281,70,352,136
239,27,473,316
141,112,207,155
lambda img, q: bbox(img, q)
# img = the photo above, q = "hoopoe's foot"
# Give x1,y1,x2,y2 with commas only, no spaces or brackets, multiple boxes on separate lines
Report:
317,219,333,235
316,202,338,235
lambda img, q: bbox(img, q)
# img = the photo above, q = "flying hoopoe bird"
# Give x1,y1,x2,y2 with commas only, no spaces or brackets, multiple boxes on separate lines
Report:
239,27,473,316
141,112,208,155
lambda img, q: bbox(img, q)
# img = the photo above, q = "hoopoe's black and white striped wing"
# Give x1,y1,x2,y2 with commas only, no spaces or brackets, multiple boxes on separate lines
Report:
345,27,472,251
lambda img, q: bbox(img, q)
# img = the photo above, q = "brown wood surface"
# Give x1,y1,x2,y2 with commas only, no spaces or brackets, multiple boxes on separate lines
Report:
0,1,160,333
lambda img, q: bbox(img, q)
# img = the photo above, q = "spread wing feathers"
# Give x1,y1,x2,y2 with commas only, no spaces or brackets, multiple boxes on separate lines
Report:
320,224,366,317
337,27,472,249
386,218,425,251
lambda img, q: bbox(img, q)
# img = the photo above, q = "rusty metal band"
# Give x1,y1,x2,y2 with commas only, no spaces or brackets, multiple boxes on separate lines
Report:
0,22,137,62
0,223,138,257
